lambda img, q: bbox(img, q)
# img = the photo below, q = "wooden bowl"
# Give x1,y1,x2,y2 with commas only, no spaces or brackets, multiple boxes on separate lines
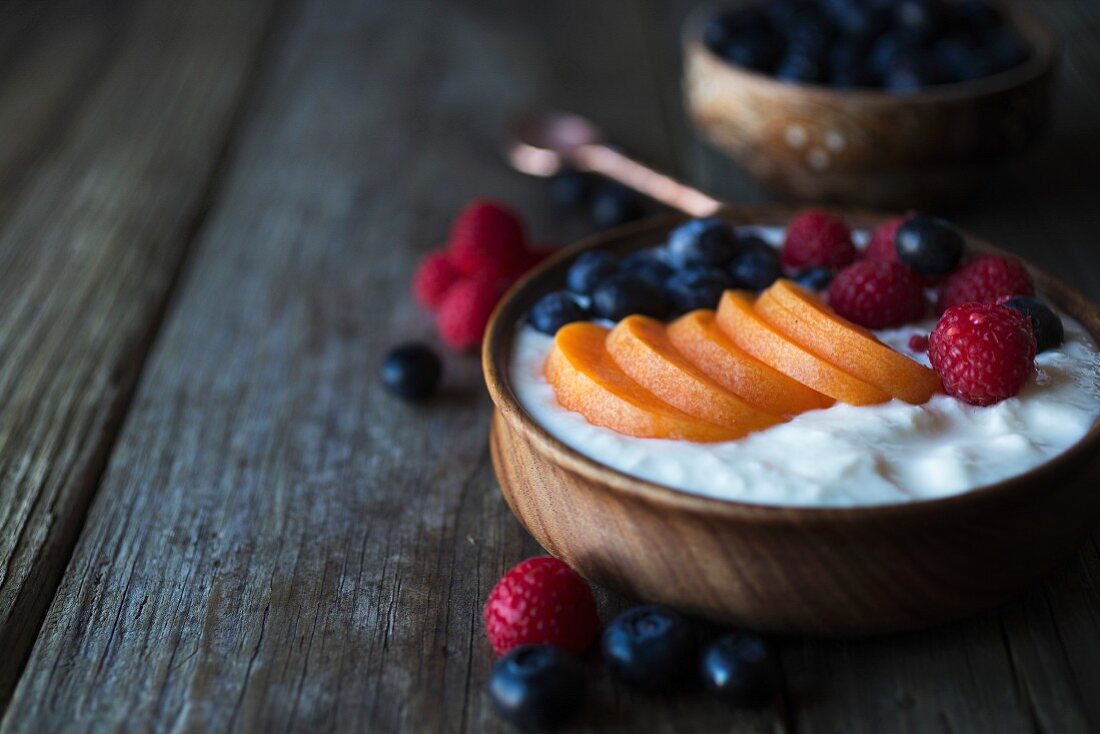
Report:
482,207,1100,636
683,3,1056,209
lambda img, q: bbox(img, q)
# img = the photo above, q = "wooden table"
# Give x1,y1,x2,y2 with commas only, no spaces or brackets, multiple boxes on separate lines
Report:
0,0,1098,731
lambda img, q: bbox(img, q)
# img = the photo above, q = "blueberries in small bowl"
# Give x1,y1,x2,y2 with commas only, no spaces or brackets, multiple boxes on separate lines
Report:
1003,295,1064,352
488,645,586,730
621,249,675,289
729,236,782,291
668,218,741,268
566,250,619,295
666,266,736,313
895,215,965,275
591,184,646,229
602,605,697,692
380,343,442,401
700,632,779,706
530,291,588,335
592,273,668,322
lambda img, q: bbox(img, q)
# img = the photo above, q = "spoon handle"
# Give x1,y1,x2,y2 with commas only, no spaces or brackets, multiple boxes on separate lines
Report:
570,144,725,218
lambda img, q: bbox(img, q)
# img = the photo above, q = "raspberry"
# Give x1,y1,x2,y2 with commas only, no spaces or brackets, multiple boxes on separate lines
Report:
436,275,503,351
937,254,1034,313
929,303,1036,406
411,249,462,311
864,216,907,262
908,333,929,353
826,260,926,329
781,209,857,270
484,556,598,658
450,199,527,278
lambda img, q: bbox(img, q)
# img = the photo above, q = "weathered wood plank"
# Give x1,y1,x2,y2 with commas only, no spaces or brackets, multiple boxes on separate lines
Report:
0,0,283,707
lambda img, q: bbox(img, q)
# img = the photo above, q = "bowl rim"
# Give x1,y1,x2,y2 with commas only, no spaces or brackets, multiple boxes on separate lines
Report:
681,0,1057,105
482,206,1100,525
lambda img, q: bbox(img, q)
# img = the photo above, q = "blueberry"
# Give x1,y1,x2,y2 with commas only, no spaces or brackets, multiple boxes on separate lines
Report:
793,266,834,291
591,184,645,229
550,170,596,210
621,249,674,289
893,0,948,43
1003,296,1064,352
591,273,667,321
934,39,992,83
529,291,587,335
719,31,785,73
776,49,826,85
665,266,736,313
821,0,888,40
785,13,833,56
566,250,618,294
700,632,779,706
730,239,782,291
488,645,586,731
668,218,740,268
884,53,944,91
602,605,697,691
380,343,442,401
869,32,918,75
895,216,965,275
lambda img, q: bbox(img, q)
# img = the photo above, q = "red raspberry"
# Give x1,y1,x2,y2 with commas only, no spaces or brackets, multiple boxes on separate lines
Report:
937,254,1034,313
483,556,598,657
411,249,462,311
929,303,1036,406
907,333,929,353
450,199,527,279
781,209,857,270
864,216,907,262
826,260,926,329
436,275,503,351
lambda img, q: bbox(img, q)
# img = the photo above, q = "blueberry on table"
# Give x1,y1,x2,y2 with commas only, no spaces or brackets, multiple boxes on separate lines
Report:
590,184,645,229
1003,296,1064,352
668,218,740,268
591,273,667,322
895,215,965,275
380,343,442,401
701,632,779,706
488,645,586,731
730,240,782,291
529,291,587,335
550,169,595,210
620,250,674,289
793,266,834,291
566,250,618,295
602,605,697,691
665,266,736,313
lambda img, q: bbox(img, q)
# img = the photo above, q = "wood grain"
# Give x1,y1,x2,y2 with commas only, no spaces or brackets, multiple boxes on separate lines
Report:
0,0,283,707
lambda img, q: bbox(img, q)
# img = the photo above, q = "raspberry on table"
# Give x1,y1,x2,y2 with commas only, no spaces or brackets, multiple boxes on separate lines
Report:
483,556,599,658
449,199,528,279
937,253,1034,313
411,249,462,311
863,216,908,262
436,275,504,351
826,260,926,329
929,303,1036,406
780,209,857,270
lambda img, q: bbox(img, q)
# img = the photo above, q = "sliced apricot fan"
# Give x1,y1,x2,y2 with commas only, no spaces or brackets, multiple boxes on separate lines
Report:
667,310,833,416
716,291,891,406
545,322,743,442
756,280,941,404
606,315,783,436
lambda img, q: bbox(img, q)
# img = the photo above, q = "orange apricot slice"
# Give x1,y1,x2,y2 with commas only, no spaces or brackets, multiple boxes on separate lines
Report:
606,315,783,435
756,280,941,404
545,322,742,442
716,291,891,406
667,310,833,416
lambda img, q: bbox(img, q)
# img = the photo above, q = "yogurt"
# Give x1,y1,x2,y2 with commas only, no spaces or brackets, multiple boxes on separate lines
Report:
509,229,1100,507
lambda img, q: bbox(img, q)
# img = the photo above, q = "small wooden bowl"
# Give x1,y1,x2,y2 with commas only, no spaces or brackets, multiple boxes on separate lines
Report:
683,3,1056,209
482,207,1100,636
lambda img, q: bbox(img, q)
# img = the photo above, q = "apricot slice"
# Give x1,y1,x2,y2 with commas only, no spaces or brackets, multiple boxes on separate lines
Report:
716,291,891,406
606,315,783,435
545,322,742,442
667,310,833,416
756,280,941,404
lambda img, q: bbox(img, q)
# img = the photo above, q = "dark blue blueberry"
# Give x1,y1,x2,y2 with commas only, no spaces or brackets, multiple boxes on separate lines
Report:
380,343,442,401
893,0,949,43
765,0,815,29
488,645,586,731
730,244,782,291
793,266,835,291
665,266,736,313
602,605,697,692
884,53,944,92
621,249,674,289
550,170,596,210
983,30,1030,73
821,0,888,40
566,250,618,295
591,273,668,321
529,291,588,335
776,49,826,84
591,184,646,229
785,11,833,56
668,218,740,268
934,39,992,83
704,8,770,53
700,632,779,706
829,40,878,87
869,32,919,75
895,216,965,275
1003,296,1064,352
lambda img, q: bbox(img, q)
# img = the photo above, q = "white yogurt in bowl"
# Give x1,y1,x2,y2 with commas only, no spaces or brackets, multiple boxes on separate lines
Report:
509,228,1100,508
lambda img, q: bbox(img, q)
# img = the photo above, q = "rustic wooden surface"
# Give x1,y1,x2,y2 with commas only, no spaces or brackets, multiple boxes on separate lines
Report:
0,0,1098,731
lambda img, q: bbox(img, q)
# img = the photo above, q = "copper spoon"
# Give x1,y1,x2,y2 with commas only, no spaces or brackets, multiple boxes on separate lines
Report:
505,111,725,218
